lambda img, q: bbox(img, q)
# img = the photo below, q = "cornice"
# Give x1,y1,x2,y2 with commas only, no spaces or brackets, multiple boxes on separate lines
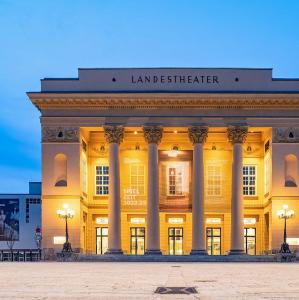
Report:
27,92,299,110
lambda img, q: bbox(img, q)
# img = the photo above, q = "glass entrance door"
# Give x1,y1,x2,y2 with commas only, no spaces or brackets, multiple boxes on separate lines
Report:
96,227,108,254
130,227,145,255
168,227,183,255
206,227,221,255
244,228,256,255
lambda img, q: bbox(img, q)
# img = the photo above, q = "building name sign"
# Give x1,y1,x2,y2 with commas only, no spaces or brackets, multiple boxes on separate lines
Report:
131,74,219,85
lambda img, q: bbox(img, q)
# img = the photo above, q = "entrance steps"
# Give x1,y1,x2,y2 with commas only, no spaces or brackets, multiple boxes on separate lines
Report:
77,254,277,262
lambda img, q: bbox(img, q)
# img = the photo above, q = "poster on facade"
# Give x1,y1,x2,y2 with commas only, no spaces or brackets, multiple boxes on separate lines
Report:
121,152,147,210
0,199,19,241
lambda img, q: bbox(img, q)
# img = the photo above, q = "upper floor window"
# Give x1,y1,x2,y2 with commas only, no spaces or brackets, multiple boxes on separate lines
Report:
167,165,183,196
95,165,109,195
207,165,222,196
243,165,256,196
130,164,145,195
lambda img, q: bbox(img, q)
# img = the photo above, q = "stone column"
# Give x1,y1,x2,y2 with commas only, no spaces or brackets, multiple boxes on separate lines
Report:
143,126,163,255
104,125,124,254
188,126,208,255
227,125,248,255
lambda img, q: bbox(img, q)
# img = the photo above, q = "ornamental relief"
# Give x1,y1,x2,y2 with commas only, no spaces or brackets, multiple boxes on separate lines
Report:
227,126,248,144
42,126,80,143
272,127,299,143
143,126,163,144
188,126,208,144
104,125,124,144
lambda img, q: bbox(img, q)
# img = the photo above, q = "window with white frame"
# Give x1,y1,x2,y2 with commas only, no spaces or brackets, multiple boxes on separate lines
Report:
167,165,183,196
264,156,270,194
82,156,87,193
243,165,256,196
207,165,222,196
130,164,145,195
95,165,109,195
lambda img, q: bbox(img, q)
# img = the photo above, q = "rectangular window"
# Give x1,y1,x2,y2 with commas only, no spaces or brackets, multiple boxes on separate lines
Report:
206,227,221,255
244,228,256,255
243,165,257,196
167,166,183,196
95,165,109,195
168,227,183,255
130,165,145,195
96,227,108,254
207,165,222,196
130,227,145,255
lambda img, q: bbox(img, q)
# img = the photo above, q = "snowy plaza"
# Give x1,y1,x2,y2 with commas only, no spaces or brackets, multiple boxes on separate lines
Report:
0,262,299,299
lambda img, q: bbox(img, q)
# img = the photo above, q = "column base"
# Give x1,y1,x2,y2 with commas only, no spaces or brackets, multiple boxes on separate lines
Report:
144,250,162,255
228,249,246,255
105,249,123,255
190,249,208,255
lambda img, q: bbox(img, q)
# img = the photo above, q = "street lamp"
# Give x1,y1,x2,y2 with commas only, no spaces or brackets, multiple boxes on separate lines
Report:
57,204,75,253
277,204,295,253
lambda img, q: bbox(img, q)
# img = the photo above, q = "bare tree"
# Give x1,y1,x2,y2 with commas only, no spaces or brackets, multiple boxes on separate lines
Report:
6,226,17,261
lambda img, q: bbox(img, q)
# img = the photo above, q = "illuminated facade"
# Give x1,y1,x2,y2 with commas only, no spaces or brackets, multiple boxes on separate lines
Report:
27,68,299,256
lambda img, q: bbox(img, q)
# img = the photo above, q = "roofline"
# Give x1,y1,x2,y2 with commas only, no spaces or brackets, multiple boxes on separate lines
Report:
27,90,299,95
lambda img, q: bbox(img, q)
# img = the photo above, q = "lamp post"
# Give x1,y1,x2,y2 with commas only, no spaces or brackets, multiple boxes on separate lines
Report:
277,204,295,253
57,204,74,253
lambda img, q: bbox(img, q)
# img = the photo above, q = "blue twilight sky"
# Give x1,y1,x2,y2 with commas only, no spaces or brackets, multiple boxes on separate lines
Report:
0,0,299,192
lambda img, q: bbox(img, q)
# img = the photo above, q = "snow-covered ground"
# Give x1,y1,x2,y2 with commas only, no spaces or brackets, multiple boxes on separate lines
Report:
0,262,299,299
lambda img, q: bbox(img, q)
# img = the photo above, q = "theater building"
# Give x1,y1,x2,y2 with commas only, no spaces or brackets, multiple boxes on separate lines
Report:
27,68,299,256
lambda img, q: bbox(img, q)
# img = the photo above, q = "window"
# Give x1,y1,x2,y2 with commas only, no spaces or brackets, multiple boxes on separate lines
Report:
26,198,41,223
96,227,108,254
264,155,270,194
130,227,145,255
82,156,87,193
206,228,221,255
95,165,109,195
167,166,183,196
130,165,145,195
244,228,256,255
207,165,222,196
168,227,183,255
243,165,256,196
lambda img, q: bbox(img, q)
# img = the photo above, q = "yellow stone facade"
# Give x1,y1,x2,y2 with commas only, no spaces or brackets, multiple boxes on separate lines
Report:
27,68,299,257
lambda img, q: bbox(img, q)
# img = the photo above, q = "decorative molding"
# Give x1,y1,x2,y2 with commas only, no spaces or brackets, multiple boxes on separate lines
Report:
143,126,163,144
188,126,208,144
28,93,299,111
42,126,79,143
227,126,248,144
273,127,299,143
103,125,124,144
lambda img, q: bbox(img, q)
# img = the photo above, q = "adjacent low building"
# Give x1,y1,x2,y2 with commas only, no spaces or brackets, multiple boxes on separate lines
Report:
0,182,41,250
27,68,299,256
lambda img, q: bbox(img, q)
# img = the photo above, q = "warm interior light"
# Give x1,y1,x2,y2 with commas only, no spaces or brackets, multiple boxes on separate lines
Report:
283,204,289,210
174,130,178,134
168,146,179,157
134,130,138,135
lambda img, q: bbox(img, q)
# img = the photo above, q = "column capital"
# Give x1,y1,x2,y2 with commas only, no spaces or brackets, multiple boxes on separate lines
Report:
227,125,248,144
104,125,124,144
143,126,163,144
188,126,209,144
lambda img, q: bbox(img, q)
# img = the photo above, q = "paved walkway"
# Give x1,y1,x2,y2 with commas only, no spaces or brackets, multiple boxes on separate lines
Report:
0,262,299,299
